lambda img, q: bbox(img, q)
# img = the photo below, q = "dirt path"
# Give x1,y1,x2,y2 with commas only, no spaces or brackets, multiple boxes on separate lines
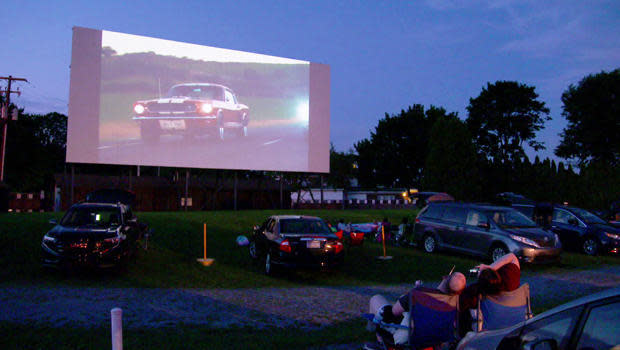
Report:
2,266,619,331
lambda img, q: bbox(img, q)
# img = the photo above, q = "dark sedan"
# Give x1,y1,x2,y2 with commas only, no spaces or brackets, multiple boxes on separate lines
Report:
550,206,620,255
248,215,344,275
41,202,146,269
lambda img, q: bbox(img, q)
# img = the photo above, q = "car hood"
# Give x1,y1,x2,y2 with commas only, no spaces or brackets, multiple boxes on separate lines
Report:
47,225,119,240
590,223,620,233
503,226,553,239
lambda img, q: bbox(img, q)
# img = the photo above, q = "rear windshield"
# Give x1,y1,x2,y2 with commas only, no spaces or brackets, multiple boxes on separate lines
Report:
279,218,331,234
60,206,121,228
485,209,537,228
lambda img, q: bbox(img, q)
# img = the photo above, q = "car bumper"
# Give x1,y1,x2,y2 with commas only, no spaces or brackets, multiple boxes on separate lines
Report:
601,238,620,254
272,250,344,270
517,246,562,264
41,242,125,269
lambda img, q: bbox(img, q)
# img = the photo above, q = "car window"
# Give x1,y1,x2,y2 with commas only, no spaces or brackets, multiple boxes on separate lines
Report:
442,207,466,224
486,209,537,228
520,306,583,349
514,205,535,219
570,208,606,225
576,300,620,350
465,210,488,227
60,206,120,228
553,209,584,227
279,219,331,234
167,85,224,100
266,219,275,233
224,90,236,104
419,205,444,219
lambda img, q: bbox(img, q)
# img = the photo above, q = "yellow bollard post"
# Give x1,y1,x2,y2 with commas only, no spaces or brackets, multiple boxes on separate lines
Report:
197,223,214,266
376,224,392,260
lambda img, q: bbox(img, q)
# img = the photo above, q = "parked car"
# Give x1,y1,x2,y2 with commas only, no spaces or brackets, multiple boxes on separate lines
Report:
457,286,620,350
413,202,561,263
248,215,344,275
412,191,454,209
41,201,146,269
132,83,249,142
550,206,620,255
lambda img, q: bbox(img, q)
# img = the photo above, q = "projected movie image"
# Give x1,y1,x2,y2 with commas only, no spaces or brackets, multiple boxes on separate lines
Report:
98,30,311,171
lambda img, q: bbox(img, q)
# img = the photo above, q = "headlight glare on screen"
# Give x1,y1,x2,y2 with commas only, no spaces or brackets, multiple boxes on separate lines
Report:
509,234,540,248
201,103,213,114
134,104,145,114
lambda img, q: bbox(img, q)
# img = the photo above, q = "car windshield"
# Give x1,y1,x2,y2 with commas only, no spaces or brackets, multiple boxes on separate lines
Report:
570,207,606,224
485,209,537,228
167,85,224,100
279,218,331,234
60,206,121,228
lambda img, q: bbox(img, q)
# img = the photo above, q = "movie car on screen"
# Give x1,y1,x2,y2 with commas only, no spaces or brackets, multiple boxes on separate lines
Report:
132,83,249,142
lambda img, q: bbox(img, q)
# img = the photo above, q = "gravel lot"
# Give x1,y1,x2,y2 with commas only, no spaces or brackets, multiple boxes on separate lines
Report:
2,265,619,332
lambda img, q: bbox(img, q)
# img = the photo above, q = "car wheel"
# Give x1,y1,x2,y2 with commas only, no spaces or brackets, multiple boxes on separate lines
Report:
249,240,258,259
489,244,509,262
422,235,437,253
217,111,225,141
582,237,599,256
264,252,274,275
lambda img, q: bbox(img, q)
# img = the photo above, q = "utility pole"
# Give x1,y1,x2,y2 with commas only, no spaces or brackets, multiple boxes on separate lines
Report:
0,75,28,182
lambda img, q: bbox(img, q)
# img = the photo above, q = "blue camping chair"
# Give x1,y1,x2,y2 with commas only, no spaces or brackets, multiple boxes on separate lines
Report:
364,288,460,349
475,283,532,332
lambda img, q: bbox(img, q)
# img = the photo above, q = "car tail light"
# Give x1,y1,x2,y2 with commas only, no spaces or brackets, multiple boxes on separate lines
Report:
279,239,292,253
104,237,121,245
326,241,344,254
415,218,420,224
333,241,343,254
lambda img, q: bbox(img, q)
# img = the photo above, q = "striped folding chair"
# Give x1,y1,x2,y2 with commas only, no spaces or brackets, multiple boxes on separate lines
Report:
476,283,532,332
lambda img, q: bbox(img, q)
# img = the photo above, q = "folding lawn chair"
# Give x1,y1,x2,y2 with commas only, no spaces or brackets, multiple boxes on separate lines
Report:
475,283,532,332
363,288,460,350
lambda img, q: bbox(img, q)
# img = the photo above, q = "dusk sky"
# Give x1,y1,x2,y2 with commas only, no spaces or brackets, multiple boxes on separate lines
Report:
2,0,619,162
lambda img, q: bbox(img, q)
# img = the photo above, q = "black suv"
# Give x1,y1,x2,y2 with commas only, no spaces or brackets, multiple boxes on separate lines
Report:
413,202,561,263
41,196,147,269
550,206,620,255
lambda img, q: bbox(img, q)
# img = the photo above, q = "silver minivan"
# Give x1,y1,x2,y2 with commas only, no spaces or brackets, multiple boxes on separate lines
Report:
413,203,562,263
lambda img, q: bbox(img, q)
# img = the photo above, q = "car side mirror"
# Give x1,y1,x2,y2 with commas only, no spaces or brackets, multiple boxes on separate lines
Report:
522,338,558,350
49,219,57,225
568,218,578,226
477,222,490,230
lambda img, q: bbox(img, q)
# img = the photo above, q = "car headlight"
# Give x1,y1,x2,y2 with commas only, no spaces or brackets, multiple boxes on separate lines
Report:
43,234,56,244
200,103,213,114
134,104,146,114
605,232,620,240
509,234,540,248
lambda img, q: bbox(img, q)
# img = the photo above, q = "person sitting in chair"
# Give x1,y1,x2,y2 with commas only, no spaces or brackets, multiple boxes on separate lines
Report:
458,252,521,336
365,270,467,349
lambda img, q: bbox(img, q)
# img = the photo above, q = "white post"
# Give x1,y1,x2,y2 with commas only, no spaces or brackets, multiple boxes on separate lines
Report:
111,308,123,350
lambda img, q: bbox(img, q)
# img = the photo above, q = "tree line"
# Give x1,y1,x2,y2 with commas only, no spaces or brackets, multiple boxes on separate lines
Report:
2,69,618,211
328,69,619,210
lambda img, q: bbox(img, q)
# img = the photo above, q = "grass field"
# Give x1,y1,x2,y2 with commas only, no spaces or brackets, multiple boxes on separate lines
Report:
1,209,618,288
1,209,618,349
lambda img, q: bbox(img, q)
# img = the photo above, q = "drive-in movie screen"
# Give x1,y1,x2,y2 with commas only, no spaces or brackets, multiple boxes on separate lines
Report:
67,27,330,172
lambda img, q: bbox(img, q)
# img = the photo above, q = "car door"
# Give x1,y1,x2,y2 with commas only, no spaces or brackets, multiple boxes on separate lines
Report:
500,305,584,350
573,298,620,350
222,89,241,123
438,206,467,251
462,210,492,256
552,208,586,249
